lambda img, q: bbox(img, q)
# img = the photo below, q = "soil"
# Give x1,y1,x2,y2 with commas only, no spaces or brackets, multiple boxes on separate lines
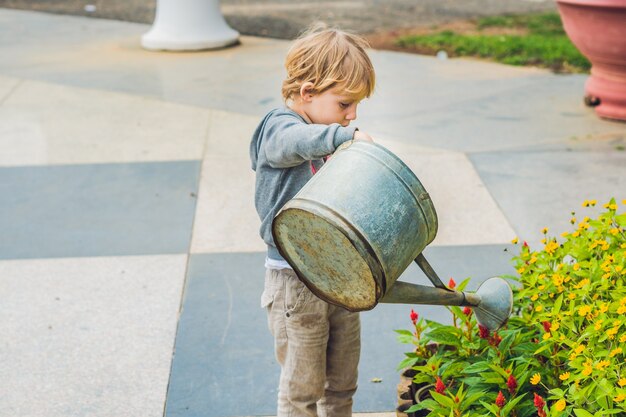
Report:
363,20,529,54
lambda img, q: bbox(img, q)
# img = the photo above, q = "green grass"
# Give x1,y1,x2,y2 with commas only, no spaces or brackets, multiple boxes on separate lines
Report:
396,13,590,72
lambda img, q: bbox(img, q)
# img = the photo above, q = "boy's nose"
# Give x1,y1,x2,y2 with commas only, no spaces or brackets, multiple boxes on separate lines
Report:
346,107,357,120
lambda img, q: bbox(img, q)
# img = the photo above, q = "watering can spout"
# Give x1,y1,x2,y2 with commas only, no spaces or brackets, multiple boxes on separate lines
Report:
380,276,513,331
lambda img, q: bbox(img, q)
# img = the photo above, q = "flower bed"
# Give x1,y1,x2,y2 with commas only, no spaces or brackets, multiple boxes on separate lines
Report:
397,198,626,416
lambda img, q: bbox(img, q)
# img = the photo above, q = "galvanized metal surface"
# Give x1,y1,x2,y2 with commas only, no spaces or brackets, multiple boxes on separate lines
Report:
273,141,438,311
272,141,513,328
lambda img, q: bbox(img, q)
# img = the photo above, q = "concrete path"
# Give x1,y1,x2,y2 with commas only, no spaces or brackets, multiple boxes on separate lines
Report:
1,8,625,417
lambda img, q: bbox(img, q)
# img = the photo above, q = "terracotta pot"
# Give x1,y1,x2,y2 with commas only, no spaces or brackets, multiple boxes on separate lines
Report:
556,0,626,121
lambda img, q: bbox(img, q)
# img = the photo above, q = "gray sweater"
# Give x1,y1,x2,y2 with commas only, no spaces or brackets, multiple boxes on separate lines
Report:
250,107,357,261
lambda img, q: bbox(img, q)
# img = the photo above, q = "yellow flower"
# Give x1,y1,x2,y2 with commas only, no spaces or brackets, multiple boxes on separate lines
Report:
511,237,519,244
570,216,576,224
616,265,623,273
589,200,597,206
596,360,610,370
538,285,545,290
568,293,576,300
541,238,547,244
531,294,539,301
578,305,591,317
573,263,580,271
535,305,543,312
582,366,593,376
582,200,590,207
574,344,585,354
574,278,589,289
530,256,538,264
561,231,569,238
610,228,620,235
620,334,626,343
619,378,626,387
559,372,570,381
543,333,551,340
551,322,560,332
554,399,566,411
545,240,559,254
594,320,604,331
542,227,548,234
615,393,626,402
530,373,541,385
572,231,580,238
607,326,619,339
602,272,611,279
599,303,609,313
622,199,626,205
517,266,525,274
610,347,622,357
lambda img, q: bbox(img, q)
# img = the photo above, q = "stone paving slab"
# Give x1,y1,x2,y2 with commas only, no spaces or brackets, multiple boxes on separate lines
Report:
0,161,200,260
0,255,187,417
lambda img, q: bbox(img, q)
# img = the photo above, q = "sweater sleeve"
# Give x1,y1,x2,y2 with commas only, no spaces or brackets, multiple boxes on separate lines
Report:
264,115,356,168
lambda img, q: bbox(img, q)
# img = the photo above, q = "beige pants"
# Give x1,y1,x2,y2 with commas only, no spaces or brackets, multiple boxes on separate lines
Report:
262,268,360,417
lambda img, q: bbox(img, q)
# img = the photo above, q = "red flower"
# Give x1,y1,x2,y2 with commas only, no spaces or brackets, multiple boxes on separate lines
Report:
410,309,418,325
523,241,529,247
435,376,445,394
448,277,456,289
491,332,502,347
506,374,517,394
534,393,546,417
542,321,551,333
463,306,472,316
478,324,490,339
496,391,506,408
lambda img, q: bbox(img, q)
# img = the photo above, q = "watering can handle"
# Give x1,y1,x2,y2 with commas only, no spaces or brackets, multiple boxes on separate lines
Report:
414,253,451,291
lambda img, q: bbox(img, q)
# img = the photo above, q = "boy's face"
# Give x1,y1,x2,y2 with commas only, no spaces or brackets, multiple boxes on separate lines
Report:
303,87,361,127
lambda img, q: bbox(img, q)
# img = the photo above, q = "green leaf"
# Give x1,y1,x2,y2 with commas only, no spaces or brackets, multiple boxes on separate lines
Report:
502,393,527,415
426,327,462,347
573,409,594,417
396,356,419,370
431,391,456,408
479,401,499,414
463,362,491,373
553,293,563,315
487,363,509,379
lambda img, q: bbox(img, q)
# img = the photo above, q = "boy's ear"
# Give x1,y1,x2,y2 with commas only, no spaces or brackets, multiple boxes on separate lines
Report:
299,82,315,102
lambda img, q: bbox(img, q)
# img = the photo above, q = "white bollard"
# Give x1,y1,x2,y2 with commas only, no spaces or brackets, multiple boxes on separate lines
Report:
142,0,239,51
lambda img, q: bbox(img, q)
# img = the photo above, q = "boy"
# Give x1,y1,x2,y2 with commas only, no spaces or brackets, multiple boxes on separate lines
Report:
249,26,376,417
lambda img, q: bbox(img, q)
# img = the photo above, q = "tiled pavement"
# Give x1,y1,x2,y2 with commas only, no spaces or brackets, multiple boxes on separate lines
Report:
1,8,625,417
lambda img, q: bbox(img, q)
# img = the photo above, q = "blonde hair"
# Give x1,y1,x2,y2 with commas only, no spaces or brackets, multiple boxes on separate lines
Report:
282,25,376,102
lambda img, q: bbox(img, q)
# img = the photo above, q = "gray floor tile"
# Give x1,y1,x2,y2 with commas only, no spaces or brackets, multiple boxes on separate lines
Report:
166,246,515,416
0,161,200,259
470,149,626,247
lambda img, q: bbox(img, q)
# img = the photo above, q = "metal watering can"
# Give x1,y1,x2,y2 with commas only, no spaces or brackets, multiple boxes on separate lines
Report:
272,141,513,331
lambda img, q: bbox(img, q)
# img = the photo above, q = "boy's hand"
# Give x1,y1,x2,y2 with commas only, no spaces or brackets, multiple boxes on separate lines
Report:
354,130,374,143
